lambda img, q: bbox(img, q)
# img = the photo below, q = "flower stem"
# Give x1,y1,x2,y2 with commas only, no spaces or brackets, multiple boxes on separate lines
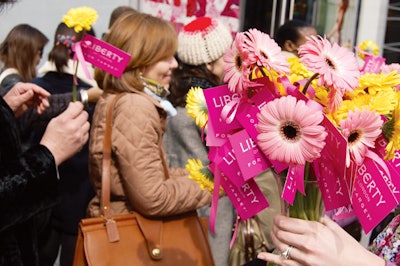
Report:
302,73,319,95
72,61,79,102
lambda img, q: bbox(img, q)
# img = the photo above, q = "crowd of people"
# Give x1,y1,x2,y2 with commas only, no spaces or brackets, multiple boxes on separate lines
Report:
0,0,399,265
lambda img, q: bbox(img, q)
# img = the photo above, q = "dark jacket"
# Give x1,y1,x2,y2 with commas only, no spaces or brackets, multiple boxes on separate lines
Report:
0,95,59,265
0,73,23,92
30,71,95,235
0,74,88,149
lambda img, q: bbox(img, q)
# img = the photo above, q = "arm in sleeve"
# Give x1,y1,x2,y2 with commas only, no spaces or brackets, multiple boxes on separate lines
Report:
17,91,85,137
0,145,59,232
114,96,211,217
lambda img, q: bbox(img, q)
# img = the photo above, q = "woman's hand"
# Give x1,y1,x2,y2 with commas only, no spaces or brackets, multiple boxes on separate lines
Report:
257,214,385,266
3,82,50,117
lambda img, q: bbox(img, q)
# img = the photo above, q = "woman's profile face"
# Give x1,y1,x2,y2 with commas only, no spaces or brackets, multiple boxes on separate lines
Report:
296,26,318,47
142,56,178,89
34,48,43,66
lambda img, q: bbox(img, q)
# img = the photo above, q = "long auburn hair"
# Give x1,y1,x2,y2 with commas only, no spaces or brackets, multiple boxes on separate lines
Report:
95,12,177,93
0,24,48,81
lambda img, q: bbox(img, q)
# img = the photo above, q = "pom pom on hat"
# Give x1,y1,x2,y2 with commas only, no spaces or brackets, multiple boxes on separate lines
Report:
178,17,233,66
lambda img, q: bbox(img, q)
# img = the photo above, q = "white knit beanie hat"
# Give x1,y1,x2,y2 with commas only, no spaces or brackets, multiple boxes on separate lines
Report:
177,17,233,66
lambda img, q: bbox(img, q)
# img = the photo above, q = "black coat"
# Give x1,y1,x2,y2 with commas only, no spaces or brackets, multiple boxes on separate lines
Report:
0,95,59,265
30,72,95,235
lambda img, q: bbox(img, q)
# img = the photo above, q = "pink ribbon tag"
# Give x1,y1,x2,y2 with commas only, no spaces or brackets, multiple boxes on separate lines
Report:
352,158,398,233
321,115,347,181
312,116,349,211
203,84,243,135
360,55,386,74
281,170,298,205
218,166,269,220
290,165,305,195
235,87,276,141
228,129,271,181
373,136,400,202
71,40,93,82
314,152,351,211
208,146,220,163
208,163,221,235
79,34,131,78
213,141,245,188
205,119,229,147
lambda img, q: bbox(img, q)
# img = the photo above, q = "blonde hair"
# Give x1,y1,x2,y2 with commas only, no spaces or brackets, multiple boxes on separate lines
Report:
95,12,177,93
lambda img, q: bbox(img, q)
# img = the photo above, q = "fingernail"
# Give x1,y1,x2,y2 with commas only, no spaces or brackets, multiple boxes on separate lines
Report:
257,253,266,260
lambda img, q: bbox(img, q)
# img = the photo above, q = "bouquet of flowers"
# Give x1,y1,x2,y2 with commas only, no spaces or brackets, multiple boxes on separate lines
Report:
186,27,400,235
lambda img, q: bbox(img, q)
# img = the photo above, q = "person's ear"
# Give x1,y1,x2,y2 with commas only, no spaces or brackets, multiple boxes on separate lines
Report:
283,40,298,53
206,62,213,72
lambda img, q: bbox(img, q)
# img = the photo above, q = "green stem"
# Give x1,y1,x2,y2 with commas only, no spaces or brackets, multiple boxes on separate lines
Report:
302,73,319,95
290,192,308,220
72,61,79,102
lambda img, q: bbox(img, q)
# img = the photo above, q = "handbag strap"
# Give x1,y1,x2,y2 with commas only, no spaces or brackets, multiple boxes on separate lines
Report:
243,218,256,262
101,93,123,220
99,93,164,257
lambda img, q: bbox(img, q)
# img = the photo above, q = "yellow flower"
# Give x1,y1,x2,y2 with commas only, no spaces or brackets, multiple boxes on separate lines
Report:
62,6,98,33
335,92,396,123
287,57,314,82
313,86,329,109
358,39,380,60
384,100,400,160
357,72,400,95
186,87,208,129
186,159,217,193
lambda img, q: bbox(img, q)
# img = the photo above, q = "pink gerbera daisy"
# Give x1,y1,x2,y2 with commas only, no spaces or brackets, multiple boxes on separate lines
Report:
256,95,327,165
223,32,258,94
340,109,383,167
242,28,290,74
298,35,360,94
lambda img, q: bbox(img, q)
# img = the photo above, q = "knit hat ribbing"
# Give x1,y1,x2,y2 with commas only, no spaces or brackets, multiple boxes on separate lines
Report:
177,17,233,66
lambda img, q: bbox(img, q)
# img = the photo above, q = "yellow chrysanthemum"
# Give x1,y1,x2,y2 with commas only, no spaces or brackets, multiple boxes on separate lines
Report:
313,86,329,108
186,87,208,129
357,72,400,95
358,40,380,60
186,159,219,193
335,91,396,123
62,6,98,33
287,57,314,82
384,101,400,160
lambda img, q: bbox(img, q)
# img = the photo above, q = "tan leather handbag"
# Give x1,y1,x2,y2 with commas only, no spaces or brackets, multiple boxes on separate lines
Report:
73,94,214,266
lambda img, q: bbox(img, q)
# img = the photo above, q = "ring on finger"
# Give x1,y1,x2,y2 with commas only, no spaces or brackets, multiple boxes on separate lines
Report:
281,245,294,260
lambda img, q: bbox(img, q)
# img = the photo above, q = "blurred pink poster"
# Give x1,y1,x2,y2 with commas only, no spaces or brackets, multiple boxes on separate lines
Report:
139,0,240,33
